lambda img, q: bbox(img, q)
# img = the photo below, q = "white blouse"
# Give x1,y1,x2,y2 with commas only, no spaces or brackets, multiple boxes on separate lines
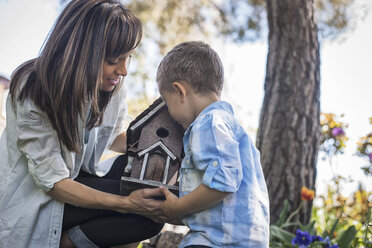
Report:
0,76,127,248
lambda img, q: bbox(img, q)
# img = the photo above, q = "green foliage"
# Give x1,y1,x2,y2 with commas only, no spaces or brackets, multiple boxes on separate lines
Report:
210,0,267,42
119,0,362,101
59,0,359,42
54,1,365,104
337,225,357,248
271,201,368,247
128,0,211,55
315,0,356,40
270,199,338,247
312,178,371,247
270,224,295,244
356,117,372,176
126,0,215,101
315,115,372,247
270,178,371,248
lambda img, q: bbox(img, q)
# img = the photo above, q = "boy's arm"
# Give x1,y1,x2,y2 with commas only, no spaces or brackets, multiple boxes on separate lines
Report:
160,184,229,221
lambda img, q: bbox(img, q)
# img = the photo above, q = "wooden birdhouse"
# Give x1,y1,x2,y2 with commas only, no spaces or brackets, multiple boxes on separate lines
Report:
120,98,184,197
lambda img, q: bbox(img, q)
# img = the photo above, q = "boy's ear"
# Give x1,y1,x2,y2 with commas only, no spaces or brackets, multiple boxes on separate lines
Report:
172,81,187,101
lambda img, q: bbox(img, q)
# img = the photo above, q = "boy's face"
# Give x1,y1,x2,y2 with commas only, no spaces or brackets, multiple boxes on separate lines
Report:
159,88,194,129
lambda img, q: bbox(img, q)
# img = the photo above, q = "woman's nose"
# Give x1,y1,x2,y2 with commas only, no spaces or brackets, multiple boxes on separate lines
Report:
115,60,128,77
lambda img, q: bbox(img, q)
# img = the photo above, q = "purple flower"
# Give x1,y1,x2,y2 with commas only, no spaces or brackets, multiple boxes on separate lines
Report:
324,237,339,248
311,235,324,242
292,229,312,247
332,127,344,137
368,152,372,161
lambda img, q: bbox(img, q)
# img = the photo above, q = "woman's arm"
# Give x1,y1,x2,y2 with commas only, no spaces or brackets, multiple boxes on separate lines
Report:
47,178,164,217
160,184,229,220
109,131,127,153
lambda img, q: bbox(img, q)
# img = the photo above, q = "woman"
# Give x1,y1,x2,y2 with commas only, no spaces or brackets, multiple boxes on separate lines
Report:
0,0,165,247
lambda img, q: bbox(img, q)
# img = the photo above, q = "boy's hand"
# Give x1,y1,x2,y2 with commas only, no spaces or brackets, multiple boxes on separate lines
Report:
160,186,185,220
160,184,229,224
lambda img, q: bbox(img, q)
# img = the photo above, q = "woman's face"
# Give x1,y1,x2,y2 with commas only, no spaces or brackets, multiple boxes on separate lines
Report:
101,54,131,92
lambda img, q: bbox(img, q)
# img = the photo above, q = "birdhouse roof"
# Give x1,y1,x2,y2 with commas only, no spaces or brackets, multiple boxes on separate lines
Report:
127,97,166,147
137,140,177,161
126,97,184,159
128,98,165,133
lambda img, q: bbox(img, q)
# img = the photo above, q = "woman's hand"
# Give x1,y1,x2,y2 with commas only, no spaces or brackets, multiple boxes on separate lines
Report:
120,187,165,217
48,179,166,219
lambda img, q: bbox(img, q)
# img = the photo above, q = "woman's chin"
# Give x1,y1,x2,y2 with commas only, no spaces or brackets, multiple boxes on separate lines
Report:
100,85,116,92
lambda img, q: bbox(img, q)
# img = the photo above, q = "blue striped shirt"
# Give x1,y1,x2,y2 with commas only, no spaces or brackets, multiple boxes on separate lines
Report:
178,101,270,248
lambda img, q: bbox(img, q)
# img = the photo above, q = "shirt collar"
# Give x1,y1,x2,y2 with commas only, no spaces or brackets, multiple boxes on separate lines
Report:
185,101,234,135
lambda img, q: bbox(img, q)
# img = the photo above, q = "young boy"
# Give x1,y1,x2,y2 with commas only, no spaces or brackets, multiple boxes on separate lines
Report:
157,41,270,248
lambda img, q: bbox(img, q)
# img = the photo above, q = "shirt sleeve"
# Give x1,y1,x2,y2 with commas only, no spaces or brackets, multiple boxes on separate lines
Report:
190,114,243,193
16,99,70,191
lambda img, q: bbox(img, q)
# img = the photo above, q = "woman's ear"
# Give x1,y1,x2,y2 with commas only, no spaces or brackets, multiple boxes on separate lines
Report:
172,81,187,101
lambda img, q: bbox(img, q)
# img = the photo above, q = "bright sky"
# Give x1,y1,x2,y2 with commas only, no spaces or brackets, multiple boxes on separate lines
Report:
0,0,371,196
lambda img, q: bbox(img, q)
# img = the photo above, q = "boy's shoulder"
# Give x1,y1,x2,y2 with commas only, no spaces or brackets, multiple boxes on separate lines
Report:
192,101,243,136
196,101,235,122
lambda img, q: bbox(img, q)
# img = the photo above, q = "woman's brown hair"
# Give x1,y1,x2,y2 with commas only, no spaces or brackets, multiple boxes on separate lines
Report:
10,0,142,153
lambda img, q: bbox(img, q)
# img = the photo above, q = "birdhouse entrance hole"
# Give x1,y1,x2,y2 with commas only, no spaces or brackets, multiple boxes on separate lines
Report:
156,127,169,138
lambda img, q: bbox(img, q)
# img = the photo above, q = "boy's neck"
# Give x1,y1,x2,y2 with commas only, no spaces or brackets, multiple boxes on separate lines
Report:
189,92,220,121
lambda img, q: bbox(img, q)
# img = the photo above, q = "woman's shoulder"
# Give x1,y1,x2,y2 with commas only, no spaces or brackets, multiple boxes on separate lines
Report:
12,81,49,125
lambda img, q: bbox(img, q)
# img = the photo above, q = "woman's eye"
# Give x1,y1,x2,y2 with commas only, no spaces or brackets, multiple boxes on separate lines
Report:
107,60,118,65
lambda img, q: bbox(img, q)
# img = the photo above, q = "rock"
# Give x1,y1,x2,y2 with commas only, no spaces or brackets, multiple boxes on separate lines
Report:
142,231,184,248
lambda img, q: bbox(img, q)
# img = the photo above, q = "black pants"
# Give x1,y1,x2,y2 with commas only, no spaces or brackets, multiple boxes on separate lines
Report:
62,155,164,248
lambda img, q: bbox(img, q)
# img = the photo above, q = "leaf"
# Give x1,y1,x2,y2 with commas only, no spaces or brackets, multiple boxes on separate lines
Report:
299,220,316,235
269,241,293,248
363,208,372,244
337,225,358,248
285,201,303,224
276,200,290,227
270,225,295,243
297,221,306,231
280,222,298,228
322,218,339,239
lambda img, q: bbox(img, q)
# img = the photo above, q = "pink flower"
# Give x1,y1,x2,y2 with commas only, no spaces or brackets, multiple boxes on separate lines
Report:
332,127,344,137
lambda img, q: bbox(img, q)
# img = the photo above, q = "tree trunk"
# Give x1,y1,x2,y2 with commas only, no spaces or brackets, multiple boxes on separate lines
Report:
256,0,320,225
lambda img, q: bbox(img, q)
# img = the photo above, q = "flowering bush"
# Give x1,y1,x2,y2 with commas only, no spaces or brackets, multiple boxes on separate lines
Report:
269,186,372,248
356,117,372,175
312,178,372,248
320,113,348,157
269,114,371,248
